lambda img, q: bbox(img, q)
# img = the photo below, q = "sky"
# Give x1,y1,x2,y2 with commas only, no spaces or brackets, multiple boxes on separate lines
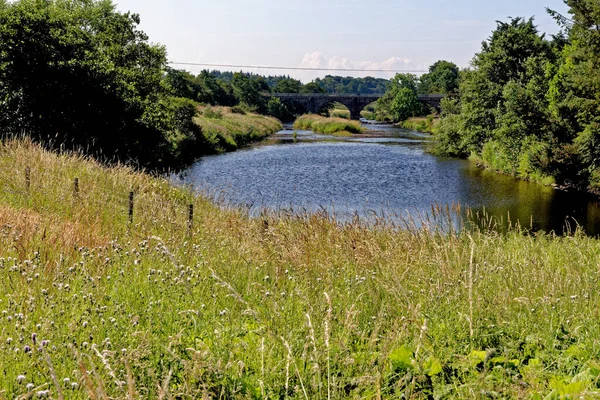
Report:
114,0,570,82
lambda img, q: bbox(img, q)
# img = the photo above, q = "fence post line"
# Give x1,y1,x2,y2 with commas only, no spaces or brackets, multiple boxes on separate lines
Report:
129,191,134,224
25,166,31,194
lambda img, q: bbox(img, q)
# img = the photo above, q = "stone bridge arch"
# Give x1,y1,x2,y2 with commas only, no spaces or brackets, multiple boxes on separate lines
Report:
270,93,444,120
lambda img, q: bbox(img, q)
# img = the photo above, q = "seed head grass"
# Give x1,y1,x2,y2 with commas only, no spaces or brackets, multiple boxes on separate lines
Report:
0,139,599,398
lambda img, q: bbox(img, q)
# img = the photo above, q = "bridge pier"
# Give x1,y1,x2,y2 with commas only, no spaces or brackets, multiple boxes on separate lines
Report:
269,93,444,120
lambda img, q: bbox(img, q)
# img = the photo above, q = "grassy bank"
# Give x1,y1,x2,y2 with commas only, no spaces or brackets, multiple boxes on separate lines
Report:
195,106,282,152
1,141,600,398
400,115,440,134
293,114,365,136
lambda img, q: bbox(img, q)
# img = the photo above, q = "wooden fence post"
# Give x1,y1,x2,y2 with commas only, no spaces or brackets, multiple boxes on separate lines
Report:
129,191,134,223
25,166,31,193
188,204,194,231
73,178,79,199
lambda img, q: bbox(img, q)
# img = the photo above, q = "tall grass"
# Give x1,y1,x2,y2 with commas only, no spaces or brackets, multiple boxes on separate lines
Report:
0,140,599,398
195,106,282,152
400,115,440,134
294,114,365,136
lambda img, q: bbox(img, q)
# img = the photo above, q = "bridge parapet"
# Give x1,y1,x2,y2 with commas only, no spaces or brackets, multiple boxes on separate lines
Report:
269,93,445,119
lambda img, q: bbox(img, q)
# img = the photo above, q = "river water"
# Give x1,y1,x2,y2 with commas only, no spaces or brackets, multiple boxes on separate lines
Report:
179,124,600,235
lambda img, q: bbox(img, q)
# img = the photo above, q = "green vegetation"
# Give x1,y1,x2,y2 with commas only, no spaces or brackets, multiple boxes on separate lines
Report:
2,141,600,398
434,4,600,191
0,0,279,171
400,115,440,134
418,61,460,95
293,115,365,136
194,106,282,152
313,75,390,94
375,62,459,122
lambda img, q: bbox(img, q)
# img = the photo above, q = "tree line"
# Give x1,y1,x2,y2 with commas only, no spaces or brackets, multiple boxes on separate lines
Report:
434,1,600,192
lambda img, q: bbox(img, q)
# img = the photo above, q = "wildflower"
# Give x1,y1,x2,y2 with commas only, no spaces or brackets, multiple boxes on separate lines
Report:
26,383,34,391
71,382,78,389
24,345,31,353
17,374,26,383
36,390,49,398
32,333,37,344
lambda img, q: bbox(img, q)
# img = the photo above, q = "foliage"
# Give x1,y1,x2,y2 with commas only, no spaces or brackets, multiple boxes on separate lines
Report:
0,0,175,168
300,81,327,94
432,16,588,187
313,75,390,94
231,72,267,112
419,60,460,94
376,74,421,122
273,78,302,93
266,97,295,122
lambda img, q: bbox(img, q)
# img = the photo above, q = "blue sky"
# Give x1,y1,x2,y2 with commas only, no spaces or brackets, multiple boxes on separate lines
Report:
115,0,569,82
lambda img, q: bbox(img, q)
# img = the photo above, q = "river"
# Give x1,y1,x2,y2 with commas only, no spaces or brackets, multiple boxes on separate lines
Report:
178,124,600,235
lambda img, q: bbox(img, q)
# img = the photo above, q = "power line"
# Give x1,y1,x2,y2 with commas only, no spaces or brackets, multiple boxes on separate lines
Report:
168,61,427,73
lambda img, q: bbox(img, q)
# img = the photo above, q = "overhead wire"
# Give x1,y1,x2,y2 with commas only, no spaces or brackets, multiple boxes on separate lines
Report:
168,61,428,73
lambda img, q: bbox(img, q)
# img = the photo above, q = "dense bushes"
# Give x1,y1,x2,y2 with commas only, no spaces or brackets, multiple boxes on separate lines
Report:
0,0,278,170
434,11,600,190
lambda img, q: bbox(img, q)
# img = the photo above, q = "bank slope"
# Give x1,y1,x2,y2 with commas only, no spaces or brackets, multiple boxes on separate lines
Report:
0,140,599,398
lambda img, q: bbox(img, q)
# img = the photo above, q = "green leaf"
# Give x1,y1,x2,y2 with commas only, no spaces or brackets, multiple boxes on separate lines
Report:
469,350,487,367
389,346,414,372
424,356,443,376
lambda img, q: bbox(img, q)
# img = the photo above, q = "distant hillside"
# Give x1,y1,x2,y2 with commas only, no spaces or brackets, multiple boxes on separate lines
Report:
314,75,390,94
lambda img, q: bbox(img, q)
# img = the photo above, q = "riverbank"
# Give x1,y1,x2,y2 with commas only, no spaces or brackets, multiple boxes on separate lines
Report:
293,114,365,136
194,106,282,152
399,115,440,134
0,140,599,398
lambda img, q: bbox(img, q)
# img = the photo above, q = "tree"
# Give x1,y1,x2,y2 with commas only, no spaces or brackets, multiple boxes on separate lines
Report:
390,88,419,121
231,72,266,111
300,81,326,94
547,0,600,188
274,78,302,93
376,73,420,121
419,61,460,94
0,0,177,168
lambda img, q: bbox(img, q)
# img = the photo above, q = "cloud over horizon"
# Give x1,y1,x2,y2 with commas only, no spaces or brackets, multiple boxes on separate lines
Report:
296,51,427,82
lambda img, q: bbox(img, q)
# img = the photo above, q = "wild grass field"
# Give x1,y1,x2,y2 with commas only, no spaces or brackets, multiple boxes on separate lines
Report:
0,140,599,399
293,115,364,137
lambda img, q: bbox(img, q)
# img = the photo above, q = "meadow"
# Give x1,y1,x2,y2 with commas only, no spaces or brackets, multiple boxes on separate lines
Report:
293,115,365,137
0,140,599,398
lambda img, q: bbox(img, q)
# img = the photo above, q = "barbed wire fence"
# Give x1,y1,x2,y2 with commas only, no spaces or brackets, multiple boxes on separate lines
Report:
0,164,198,238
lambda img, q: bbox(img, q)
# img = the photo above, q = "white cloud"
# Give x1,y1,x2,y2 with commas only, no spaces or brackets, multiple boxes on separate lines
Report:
296,51,425,82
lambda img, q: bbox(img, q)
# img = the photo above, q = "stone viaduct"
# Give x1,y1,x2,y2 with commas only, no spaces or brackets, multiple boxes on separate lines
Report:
269,93,445,120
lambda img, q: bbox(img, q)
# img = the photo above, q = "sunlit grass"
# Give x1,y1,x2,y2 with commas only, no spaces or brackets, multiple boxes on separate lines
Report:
194,106,282,152
0,140,599,398
400,115,440,134
293,114,364,136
